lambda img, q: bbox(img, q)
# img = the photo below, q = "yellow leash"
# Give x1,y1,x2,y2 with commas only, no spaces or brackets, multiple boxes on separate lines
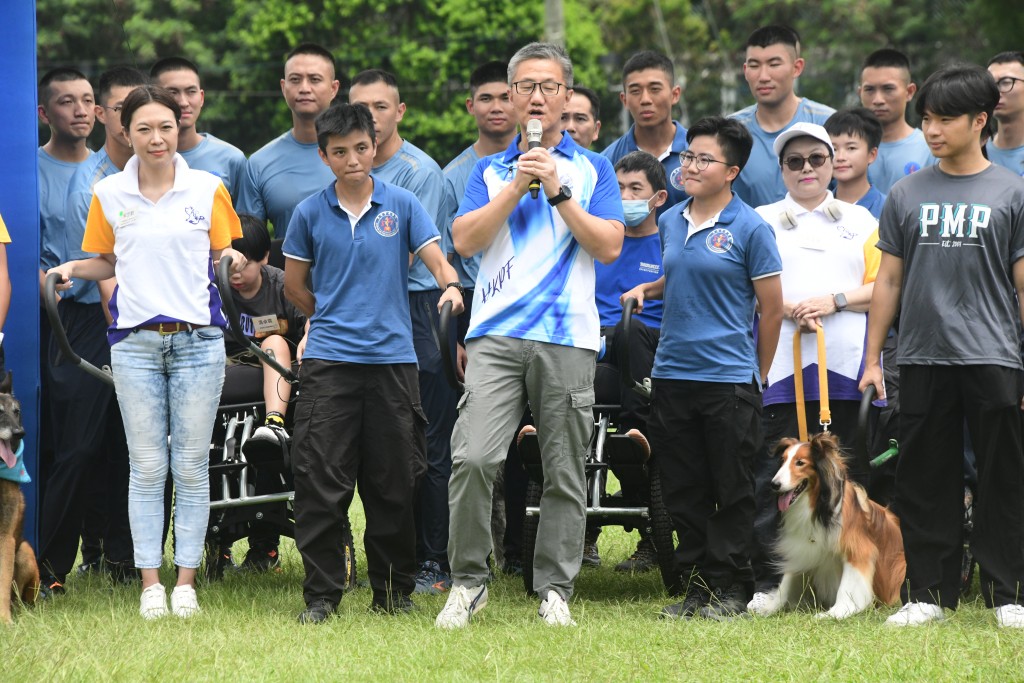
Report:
793,325,831,441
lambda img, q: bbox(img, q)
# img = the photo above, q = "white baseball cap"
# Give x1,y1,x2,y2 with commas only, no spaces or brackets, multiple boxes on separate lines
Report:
772,122,836,158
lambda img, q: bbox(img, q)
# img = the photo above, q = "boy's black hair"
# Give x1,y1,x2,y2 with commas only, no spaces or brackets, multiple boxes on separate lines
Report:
621,50,675,83
614,151,667,193
915,63,999,122
39,67,90,104
570,86,601,121
97,66,148,106
862,48,912,74
744,25,801,56
150,56,200,80
315,102,376,152
685,115,753,171
286,42,336,71
350,68,399,90
233,214,272,261
824,107,883,150
988,51,1024,68
119,84,180,129
469,61,509,95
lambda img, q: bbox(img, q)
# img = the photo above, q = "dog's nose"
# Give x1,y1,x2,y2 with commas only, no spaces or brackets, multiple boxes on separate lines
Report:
13,427,24,438
771,478,781,491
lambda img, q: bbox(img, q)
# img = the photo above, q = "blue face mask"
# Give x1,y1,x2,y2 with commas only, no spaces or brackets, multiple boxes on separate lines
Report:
622,197,655,227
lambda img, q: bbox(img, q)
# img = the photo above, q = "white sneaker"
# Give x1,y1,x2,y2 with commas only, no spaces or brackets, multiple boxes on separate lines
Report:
995,604,1024,628
435,584,488,629
538,590,576,626
139,584,168,620
885,601,944,626
170,584,201,618
250,423,290,444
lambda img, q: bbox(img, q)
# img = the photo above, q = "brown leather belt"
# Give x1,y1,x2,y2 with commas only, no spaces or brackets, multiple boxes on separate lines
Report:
136,322,196,335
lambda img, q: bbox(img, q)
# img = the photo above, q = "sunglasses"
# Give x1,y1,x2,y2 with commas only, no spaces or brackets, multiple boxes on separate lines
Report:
782,153,831,172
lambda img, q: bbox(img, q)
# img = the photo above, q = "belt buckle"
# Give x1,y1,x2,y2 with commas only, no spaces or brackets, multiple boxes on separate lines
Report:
158,322,180,335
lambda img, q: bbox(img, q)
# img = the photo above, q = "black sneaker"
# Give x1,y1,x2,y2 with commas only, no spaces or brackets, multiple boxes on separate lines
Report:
371,593,416,615
413,561,452,594
76,558,104,576
240,547,281,573
614,538,656,573
661,584,709,620
698,584,749,621
298,598,336,624
39,576,66,600
502,557,523,577
582,540,601,567
105,559,140,585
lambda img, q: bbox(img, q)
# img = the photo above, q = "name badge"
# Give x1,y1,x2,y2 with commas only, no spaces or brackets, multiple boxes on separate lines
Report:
252,315,281,336
798,231,826,251
118,209,138,228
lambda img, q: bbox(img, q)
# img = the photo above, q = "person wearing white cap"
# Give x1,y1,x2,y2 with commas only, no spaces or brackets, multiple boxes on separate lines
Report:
746,121,881,612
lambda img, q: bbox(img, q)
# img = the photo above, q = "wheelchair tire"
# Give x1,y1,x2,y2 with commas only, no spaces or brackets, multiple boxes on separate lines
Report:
648,460,683,596
521,479,542,596
341,516,358,592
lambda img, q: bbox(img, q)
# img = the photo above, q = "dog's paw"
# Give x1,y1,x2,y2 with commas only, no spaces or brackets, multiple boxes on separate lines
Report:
823,605,859,620
747,591,782,617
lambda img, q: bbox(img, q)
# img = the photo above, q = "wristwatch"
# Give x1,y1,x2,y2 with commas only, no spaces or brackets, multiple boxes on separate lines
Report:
833,292,848,312
445,282,465,298
548,185,572,206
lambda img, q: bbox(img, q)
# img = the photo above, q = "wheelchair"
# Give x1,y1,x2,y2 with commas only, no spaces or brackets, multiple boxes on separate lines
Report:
43,262,358,587
439,297,677,596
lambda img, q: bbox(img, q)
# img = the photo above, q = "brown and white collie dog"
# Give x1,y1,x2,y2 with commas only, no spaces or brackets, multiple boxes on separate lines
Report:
749,432,906,619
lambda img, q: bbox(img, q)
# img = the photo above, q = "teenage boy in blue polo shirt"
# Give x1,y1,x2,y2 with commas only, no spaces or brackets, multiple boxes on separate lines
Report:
623,116,783,621
602,51,688,216
282,103,464,624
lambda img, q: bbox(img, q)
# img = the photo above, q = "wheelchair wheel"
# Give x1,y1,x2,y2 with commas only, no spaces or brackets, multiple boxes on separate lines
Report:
341,515,358,592
521,479,542,596
648,460,682,596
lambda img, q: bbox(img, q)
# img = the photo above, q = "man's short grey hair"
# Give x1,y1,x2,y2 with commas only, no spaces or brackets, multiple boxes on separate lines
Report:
507,42,574,87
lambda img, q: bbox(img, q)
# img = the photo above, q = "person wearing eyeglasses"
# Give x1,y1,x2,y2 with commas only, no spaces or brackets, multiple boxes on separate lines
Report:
36,66,150,601
859,49,937,194
622,116,783,621
437,42,624,630
987,52,1024,176
745,121,880,614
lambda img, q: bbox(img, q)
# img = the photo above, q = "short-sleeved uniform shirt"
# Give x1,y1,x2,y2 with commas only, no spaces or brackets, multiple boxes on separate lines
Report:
986,140,1024,177
442,144,482,285
82,154,242,345
0,214,10,242
876,164,1024,368
236,130,336,239
62,148,121,304
601,121,689,218
39,146,92,270
282,179,440,364
870,128,936,194
594,232,663,329
457,131,624,352
856,185,887,219
730,99,836,208
370,140,445,291
653,193,782,383
756,194,879,405
179,133,247,203
226,265,307,356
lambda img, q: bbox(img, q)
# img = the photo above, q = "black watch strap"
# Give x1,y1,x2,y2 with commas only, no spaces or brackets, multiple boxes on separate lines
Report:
445,281,465,297
548,185,571,206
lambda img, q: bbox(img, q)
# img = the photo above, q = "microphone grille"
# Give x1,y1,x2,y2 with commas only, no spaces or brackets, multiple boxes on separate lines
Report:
526,119,543,138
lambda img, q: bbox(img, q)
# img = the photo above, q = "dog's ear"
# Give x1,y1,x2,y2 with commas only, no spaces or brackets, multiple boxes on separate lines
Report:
0,371,11,395
773,438,799,462
809,432,845,523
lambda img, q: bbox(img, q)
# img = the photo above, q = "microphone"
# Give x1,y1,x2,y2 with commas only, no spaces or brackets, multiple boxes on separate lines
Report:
526,119,543,199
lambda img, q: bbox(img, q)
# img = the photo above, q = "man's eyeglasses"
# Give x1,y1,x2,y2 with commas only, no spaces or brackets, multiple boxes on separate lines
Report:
102,105,123,114
996,76,1024,94
782,153,830,172
511,80,565,96
679,152,730,171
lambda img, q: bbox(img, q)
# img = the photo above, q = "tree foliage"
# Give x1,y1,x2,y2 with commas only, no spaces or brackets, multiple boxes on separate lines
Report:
37,0,1011,164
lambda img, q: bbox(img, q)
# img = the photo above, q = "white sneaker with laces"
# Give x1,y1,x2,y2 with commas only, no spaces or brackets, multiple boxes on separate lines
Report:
538,590,576,626
435,584,488,629
995,604,1024,628
250,423,290,444
170,584,201,618
139,583,168,620
885,601,944,626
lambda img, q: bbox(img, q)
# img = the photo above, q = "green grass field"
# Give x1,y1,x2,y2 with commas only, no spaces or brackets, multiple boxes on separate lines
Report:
9,496,1024,682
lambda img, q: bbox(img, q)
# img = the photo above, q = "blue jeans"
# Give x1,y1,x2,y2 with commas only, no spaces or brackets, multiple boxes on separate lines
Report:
111,327,225,569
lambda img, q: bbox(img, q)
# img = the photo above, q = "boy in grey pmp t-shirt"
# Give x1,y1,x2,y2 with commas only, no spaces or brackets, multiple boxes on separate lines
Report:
861,64,1024,628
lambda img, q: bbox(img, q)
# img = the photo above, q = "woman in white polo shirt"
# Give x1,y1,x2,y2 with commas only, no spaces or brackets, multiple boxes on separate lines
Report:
49,85,244,620
748,122,880,610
